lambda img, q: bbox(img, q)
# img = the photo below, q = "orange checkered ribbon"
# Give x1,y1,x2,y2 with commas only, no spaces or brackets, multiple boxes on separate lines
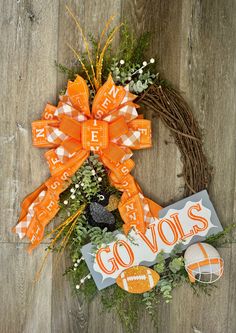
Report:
13,74,161,252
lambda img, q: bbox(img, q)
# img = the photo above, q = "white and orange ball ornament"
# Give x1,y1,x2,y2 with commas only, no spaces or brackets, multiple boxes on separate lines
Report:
184,242,224,284
116,266,160,294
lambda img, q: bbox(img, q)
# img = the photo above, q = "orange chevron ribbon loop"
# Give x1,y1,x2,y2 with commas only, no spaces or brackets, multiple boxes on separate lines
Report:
13,74,161,252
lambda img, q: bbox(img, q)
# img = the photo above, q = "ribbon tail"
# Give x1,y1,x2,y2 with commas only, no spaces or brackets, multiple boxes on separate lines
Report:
101,148,161,235
14,150,90,251
45,149,89,176
26,189,60,253
13,189,47,240
16,183,47,223
119,193,162,235
146,198,162,218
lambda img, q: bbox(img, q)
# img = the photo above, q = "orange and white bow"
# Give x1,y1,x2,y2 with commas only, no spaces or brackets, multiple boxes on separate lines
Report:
13,74,161,252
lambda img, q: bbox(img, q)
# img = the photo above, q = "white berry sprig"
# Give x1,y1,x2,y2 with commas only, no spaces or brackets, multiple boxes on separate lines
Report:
75,273,91,290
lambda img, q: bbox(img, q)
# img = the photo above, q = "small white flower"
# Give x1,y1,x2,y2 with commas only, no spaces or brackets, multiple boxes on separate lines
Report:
81,183,84,187
73,267,77,271
80,278,84,283
138,69,143,74
150,58,155,63
127,76,132,81
75,184,79,188
76,285,80,289
143,61,147,66
92,170,96,175
70,194,76,199
120,59,125,65
63,200,68,205
87,275,91,280
98,177,102,182
74,263,78,267
70,188,75,193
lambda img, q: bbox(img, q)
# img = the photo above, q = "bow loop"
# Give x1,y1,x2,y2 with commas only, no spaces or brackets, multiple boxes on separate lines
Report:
15,74,158,251
92,74,126,119
108,116,129,140
55,102,88,122
59,116,81,141
67,75,90,116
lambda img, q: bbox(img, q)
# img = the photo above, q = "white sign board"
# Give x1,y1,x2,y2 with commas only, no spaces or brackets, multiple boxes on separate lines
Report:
81,190,223,290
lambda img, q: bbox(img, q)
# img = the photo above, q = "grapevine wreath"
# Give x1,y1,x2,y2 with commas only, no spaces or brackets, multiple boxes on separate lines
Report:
13,9,234,332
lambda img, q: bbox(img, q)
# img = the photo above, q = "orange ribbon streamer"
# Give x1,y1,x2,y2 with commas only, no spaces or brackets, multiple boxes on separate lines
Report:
13,74,161,252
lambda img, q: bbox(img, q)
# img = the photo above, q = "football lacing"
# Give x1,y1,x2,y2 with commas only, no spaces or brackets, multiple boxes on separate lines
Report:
127,275,147,281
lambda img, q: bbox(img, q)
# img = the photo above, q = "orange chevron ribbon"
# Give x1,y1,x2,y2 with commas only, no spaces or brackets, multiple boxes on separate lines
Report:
13,74,161,252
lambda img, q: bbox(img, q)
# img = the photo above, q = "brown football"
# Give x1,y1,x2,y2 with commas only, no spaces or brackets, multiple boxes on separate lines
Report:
116,266,160,294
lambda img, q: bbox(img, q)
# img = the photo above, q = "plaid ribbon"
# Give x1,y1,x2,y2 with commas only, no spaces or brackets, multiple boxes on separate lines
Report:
54,146,74,162
112,130,141,147
47,127,68,145
14,74,159,251
55,102,88,122
15,190,46,239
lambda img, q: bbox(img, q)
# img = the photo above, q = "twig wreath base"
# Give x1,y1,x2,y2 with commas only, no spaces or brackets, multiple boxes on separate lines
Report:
139,84,212,196
13,14,234,333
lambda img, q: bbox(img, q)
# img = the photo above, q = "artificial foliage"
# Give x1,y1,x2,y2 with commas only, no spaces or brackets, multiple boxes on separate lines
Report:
54,155,121,254
50,152,235,331
56,23,158,95
52,21,236,331
66,231,233,332
14,10,236,333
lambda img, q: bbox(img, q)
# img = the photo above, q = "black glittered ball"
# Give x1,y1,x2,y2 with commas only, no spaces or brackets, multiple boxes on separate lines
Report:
87,202,116,231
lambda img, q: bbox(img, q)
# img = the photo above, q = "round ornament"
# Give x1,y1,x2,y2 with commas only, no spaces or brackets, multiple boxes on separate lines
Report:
88,202,116,230
184,242,224,284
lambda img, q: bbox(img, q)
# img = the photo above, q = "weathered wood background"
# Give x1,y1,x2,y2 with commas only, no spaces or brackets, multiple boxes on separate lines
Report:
1,0,235,332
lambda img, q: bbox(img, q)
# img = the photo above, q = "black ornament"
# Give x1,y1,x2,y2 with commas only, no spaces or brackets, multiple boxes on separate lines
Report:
88,202,116,231
97,192,110,206
86,208,97,227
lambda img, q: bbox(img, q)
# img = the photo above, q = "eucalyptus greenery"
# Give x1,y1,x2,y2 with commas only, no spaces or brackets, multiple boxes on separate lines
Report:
56,154,121,255
56,23,159,96
52,24,236,333
66,230,235,333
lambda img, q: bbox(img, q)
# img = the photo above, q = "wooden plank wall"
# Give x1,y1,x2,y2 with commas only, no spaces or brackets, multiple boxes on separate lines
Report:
0,1,235,332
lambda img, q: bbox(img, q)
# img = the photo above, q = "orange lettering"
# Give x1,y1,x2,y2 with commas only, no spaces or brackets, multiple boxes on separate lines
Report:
113,240,134,268
188,203,208,233
137,223,158,253
96,247,118,274
170,212,194,240
158,218,179,245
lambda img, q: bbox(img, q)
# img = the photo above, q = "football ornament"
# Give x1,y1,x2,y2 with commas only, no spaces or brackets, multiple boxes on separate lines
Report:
116,266,160,294
184,242,224,284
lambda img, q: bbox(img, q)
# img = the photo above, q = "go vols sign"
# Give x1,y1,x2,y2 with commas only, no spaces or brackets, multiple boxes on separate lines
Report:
81,190,223,290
